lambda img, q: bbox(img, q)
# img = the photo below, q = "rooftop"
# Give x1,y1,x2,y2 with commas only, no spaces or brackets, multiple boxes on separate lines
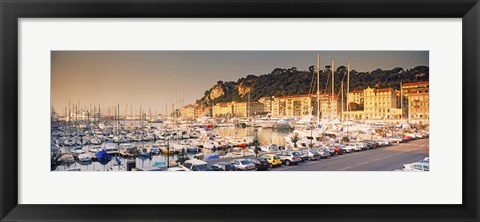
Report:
402,81,429,87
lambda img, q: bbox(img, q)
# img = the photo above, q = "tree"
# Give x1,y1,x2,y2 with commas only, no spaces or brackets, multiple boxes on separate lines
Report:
252,137,260,157
290,134,300,148
341,136,350,143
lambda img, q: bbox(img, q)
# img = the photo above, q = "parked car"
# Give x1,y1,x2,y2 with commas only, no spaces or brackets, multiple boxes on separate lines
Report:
314,147,330,158
277,151,302,166
402,135,413,141
388,137,404,143
181,159,214,171
375,139,391,146
324,146,337,156
328,144,344,155
362,140,379,148
248,157,270,171
346,143,362,152
212,162,236,171
231,159,257,171
403,161,429,171
297,150,308,161
342,144,356,153
300,149,321,161
261,154,282,168
355,142,369,150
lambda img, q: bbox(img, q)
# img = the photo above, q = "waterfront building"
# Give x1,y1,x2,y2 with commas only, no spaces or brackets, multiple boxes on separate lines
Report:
347,89,364,106
258,96,274,114
271,94,314,118
401,81,429,124
319,93,340,120
212,102,234,117
343,87,402,121
363,87,401,120
232,102,264,117
180,104,195,120
193,103,212,118
270,94,338,119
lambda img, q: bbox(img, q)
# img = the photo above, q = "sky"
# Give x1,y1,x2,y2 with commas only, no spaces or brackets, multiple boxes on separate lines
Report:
51,51,428,115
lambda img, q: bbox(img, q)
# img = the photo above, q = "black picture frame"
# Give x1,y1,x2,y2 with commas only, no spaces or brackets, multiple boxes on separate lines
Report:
1,0,479,221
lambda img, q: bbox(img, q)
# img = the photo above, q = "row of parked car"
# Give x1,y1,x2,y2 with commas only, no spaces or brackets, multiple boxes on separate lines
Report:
179,133,430,171
387,131,430,143
179,138,401,171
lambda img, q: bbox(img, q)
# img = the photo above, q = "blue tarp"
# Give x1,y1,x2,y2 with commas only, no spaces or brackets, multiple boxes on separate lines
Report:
96,150,111,164
205,155,220,160
152,161,166,167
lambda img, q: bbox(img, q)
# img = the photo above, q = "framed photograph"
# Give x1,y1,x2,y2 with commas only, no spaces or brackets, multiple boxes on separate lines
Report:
1,0,478,221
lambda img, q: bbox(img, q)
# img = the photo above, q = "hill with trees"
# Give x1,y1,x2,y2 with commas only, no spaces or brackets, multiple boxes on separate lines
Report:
198,65,429,106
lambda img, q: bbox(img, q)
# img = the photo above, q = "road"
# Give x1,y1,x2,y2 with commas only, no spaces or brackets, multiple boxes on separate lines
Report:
270,138,429,171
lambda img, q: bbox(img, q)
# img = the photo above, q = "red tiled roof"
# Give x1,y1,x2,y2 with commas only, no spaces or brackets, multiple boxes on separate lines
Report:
350,89,364,93
402,81,429,87
277,94,315,99
374,88,393,92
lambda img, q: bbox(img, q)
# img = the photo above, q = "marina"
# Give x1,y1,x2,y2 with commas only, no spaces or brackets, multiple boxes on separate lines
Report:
51,51,429,171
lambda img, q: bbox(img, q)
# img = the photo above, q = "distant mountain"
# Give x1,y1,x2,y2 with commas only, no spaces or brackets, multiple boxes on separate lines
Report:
198,65,429,106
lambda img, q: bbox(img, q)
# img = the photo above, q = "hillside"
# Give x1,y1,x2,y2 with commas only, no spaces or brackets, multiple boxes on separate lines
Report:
198,65,429,106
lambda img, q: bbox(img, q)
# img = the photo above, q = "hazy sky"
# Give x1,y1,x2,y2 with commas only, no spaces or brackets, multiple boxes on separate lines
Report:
51,51,428,114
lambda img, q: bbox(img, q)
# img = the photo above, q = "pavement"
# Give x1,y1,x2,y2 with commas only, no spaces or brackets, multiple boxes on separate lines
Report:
270,138,429,171
207,138,429,171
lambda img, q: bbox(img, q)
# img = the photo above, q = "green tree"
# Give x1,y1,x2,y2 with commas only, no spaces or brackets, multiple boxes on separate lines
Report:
290,134,300,148
252,137,261,157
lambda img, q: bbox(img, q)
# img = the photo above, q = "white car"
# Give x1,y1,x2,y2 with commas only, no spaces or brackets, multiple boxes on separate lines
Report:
403,161,429,171
354,142,369,150
231,159,257,171
347,143,363,151
181,159,214,171
343,144,357,153
375,140,392,146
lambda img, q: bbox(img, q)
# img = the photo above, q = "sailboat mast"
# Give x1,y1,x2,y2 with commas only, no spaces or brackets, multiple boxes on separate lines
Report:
331,58,335,120
316,53,320,124
347,60,350,112
117,104,120,138
400,82,403,119
248,90,251,118
340,81,344,121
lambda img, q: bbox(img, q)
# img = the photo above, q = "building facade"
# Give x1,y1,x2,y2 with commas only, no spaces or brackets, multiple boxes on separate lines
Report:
343,87,401,121
347,89,364,107
271,94,314,118
270,94,339,119
258,96,274,114
401,81,429,124
180,104,195,120
232,102,265,118
212,102,233,117
193,103,212,118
